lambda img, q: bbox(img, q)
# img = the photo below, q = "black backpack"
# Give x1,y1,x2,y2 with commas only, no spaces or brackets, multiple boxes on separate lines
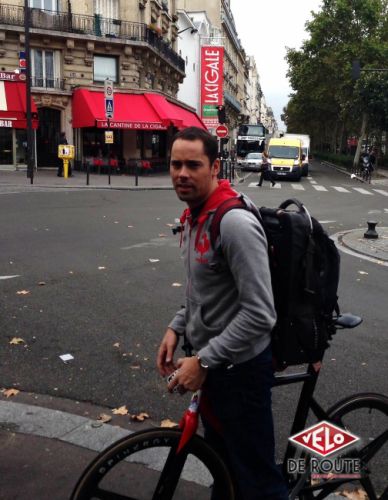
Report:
210,197,340,368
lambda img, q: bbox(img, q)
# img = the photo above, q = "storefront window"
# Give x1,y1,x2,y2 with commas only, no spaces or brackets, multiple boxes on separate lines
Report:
16,130,27,164
0,128,13,165
82,128,122,159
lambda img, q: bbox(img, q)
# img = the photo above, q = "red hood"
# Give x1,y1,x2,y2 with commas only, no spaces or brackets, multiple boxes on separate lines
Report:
180,180,238,226
179,180,238,250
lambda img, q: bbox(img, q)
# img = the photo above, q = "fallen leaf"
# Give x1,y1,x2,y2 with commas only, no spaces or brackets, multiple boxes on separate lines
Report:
112,405,128,415
113,342,120,348
3,388,20,398
165,223,174,227
97,413,112,423
131,412,150,422
114,221,119,224
69,271,74,274
160,419,178,428
98,266,106,270
358,271,368,275
158,233,167,238
130,365,140,370
172,283,182,287
127,225,133,228
38,282,46,286
16,290,30,295
149,259,160,263
9,337,25,345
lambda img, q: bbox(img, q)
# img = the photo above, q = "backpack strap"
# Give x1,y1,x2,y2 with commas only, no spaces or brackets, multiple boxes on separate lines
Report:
210,195,258,249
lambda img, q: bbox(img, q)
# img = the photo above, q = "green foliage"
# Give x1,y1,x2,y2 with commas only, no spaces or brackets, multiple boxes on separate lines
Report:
284,0,388,152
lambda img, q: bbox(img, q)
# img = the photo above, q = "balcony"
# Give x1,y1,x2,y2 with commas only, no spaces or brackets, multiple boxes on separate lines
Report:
0,4,185,73
31,76,65,90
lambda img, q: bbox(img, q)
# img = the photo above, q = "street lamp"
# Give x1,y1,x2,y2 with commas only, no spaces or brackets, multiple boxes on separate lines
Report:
24,0,34,184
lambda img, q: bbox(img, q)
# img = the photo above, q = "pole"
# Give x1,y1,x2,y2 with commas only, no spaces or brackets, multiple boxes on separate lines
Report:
107,119,111,185
24,0,34,184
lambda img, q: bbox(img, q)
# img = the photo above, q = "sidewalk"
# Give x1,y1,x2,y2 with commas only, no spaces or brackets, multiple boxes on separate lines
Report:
0,168,174,190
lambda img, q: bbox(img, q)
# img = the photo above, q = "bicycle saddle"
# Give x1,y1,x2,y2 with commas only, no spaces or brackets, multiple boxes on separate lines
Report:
334,313,362,329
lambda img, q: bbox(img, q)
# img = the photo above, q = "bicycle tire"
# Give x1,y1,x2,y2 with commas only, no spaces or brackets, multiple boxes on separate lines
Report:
298,393,388,500
71,427,234,500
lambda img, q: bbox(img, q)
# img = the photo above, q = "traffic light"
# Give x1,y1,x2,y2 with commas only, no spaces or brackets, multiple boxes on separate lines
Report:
217,105,226,124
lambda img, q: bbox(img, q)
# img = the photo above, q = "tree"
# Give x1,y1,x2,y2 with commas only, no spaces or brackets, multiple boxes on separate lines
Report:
285,0,388,160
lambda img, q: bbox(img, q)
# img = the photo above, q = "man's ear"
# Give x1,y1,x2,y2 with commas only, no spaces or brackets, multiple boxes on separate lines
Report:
212,158,220,177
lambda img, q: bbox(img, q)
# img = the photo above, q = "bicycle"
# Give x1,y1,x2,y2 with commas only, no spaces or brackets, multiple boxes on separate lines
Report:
71,313,388,500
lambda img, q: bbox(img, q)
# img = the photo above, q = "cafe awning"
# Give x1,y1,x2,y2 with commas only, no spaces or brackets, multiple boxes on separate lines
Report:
72,89,206,131
0,80,39,129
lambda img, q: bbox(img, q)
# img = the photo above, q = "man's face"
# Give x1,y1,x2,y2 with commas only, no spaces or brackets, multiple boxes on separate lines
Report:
170,138,220,207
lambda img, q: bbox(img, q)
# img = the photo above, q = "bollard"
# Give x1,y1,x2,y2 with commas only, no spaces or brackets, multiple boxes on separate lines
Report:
364,221,379,239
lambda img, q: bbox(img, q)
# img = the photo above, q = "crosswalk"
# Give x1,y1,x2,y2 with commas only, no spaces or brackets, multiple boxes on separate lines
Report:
247,177,388,197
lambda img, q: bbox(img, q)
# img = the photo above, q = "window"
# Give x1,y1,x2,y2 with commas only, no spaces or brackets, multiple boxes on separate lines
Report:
29,0,57,10
93,55,118,82
31,49,60,88
94,0,120,36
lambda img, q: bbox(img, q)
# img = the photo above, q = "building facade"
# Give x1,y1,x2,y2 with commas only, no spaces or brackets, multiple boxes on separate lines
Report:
0,0,205,170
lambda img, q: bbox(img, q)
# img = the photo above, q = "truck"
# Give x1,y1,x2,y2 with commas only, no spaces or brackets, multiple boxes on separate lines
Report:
283,133,310,176
267,137,304,181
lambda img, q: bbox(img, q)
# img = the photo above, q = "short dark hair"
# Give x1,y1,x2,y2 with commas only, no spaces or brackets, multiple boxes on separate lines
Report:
170,127,218,165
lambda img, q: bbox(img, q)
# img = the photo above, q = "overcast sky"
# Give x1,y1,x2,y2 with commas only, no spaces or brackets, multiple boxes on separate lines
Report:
230,0,322,130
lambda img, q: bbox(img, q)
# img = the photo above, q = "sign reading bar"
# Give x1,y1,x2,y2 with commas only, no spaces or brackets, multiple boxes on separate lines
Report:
0,72,24,81
200,46,224,130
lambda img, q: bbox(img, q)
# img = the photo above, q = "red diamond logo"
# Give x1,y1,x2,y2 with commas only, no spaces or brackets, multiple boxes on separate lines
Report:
289,421,359,458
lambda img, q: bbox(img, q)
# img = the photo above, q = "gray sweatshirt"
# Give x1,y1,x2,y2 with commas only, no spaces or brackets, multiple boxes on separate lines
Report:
169,193,276,368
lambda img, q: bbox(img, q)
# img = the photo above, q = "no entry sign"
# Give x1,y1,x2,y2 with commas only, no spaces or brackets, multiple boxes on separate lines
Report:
215,124,228,138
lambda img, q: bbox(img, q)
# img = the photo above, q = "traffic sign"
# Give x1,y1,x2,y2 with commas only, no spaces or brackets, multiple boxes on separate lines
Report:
215,124,229,138
105,98,114,119
104,78,113,98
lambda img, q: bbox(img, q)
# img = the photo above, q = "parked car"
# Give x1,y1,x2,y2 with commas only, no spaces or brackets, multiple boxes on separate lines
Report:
240,152,263,171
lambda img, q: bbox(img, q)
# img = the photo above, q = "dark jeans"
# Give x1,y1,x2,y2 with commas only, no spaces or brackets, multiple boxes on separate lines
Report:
258,168,275,186
201,346,288,500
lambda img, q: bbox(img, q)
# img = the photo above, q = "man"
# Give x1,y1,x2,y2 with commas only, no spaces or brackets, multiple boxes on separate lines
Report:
157,127,287,499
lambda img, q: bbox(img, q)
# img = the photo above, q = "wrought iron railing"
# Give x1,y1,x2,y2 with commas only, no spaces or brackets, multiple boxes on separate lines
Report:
31,76,65,90
0,4,184,72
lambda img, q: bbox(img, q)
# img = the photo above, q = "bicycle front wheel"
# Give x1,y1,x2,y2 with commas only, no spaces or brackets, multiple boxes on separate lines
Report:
71,427,234,500
299,393,388,500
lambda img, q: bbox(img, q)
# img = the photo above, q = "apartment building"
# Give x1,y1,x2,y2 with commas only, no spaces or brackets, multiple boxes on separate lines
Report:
0,0,205,170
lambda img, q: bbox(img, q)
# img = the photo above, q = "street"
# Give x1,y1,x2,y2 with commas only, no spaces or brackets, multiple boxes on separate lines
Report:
1,161,387,434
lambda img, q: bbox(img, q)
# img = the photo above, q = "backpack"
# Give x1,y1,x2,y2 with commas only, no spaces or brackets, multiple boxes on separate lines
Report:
210,196,340,368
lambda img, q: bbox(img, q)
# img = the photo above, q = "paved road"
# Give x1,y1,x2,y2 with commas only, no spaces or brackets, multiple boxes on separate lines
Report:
1,160,387,498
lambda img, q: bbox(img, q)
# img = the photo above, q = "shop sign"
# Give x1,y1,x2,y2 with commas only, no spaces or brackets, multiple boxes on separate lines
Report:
0,72,23,82
0,119,13,127
105,130,114,143
200,46,224,130
97,120,167,130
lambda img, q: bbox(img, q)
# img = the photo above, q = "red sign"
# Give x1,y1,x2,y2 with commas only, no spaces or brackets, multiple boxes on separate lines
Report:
289,421,359,458
200,46,224,130
215,125,228,138
0,72,23,81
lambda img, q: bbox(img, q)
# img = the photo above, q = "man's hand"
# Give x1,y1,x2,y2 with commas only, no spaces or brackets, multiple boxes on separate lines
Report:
167,356,208,394
157,328,179,377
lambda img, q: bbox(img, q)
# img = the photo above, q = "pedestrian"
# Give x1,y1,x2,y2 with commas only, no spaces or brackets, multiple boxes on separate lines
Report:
157,127,288,500
257,150,275,187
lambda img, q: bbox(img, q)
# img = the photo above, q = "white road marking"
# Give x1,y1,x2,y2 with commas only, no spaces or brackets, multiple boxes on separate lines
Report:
291,184,305,190
0,275,20,280
312,185,328,191
319,220,337,224
271,183,281,188
373,189,388,197
352,187,373,195
332,186,350,193
248,182,259,187
310,180,317,184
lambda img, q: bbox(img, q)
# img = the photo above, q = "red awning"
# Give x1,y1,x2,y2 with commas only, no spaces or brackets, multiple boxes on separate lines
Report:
72,89,166,130
72,89,206,131
0,81,38,129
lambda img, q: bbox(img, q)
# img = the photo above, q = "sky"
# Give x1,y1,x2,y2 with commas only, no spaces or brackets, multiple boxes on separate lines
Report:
230,0,322,130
